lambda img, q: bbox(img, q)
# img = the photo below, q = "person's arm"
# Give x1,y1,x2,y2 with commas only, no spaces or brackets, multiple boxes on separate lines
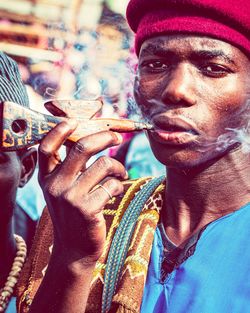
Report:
0,148,36,310
29,120,126,313
0,221,16,287
29,248,95,313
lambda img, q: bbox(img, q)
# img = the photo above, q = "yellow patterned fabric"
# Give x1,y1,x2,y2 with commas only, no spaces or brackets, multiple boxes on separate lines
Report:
16,177,165,313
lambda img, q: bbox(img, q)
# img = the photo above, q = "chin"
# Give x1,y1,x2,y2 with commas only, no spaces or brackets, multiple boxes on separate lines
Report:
149,141,212,170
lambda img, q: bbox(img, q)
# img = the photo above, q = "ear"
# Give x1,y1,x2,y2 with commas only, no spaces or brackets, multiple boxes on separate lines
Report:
18,148,38,188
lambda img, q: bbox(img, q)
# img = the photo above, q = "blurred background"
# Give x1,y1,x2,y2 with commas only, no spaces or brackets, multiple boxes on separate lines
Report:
0,0,134,117
4,0,164,229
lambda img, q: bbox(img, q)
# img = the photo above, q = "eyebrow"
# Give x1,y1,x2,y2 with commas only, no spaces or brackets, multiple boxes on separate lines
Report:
190,50,235,65
140,44,235,65
140,44,171,58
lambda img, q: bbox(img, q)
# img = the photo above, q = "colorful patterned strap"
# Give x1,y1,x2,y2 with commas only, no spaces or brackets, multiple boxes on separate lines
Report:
101,175,166,313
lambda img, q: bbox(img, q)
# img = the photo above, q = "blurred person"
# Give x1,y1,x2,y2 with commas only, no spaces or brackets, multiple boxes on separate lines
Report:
17,62,44,113
16,62,46,230
17,0,250,312
75,5,132,118
0,52,37,313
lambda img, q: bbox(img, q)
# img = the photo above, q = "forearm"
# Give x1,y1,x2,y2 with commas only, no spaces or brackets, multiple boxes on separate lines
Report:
29,252,96,313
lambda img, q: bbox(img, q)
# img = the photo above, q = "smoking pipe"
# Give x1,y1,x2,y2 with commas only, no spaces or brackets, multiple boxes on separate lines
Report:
0,99,153,151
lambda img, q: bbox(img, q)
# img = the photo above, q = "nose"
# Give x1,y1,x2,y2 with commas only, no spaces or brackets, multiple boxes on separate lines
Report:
161,63,196,106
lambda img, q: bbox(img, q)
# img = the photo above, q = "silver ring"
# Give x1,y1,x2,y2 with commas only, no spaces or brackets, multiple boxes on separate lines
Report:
97,184,113,200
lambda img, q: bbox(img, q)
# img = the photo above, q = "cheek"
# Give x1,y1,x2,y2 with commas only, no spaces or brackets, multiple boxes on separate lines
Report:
224,73,248,105
199,80,249,136
134,75,163,113
135,74,162,96
214,80,247,112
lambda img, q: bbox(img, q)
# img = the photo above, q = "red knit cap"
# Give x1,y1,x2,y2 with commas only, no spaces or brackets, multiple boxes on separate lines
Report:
126,0,250,57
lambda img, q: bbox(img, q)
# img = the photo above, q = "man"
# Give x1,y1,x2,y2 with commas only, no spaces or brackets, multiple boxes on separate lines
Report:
0,52,37,312
17,0,250,312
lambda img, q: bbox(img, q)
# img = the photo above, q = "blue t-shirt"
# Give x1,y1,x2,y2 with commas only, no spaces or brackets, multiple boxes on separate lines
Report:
141,202,250,313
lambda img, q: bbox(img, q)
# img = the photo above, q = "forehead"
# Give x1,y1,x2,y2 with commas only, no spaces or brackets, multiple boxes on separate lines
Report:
139,34,248,62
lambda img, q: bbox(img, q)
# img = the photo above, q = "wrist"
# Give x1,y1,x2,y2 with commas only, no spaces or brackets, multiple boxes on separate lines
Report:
49,249,97,279
66,258,96,279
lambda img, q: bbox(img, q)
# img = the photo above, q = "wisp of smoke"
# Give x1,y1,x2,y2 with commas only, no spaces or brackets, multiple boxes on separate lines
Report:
132,90,250,154
204,98,250,154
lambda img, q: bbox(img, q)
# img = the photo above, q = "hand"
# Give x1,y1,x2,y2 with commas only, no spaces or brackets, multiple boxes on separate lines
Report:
38,120,127,267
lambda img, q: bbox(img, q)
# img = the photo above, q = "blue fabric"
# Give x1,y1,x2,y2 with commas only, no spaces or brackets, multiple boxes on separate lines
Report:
125,132,165,179
6,297,16,313
16,147,66,221
16,168,45,221
141,202,250,313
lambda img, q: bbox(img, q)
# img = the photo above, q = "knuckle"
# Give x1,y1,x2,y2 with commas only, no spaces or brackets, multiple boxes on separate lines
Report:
43,177,65,199
72,141,86,154
98,156,114,173
61,190,74,204
109,131,120,143
45,182,60,199
38,143,53,157
106,179,124,195
71,138,94,155
115,161,126,174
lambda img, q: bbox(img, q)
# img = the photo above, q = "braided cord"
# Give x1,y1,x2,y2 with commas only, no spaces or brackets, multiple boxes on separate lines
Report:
101,175,165,313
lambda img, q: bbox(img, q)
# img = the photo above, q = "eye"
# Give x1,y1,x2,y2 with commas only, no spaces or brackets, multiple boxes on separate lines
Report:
200,63,232,77
140,60,169,72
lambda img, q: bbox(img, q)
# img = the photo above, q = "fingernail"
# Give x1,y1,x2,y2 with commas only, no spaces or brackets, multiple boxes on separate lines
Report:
114,132,123,143
124,170,129,179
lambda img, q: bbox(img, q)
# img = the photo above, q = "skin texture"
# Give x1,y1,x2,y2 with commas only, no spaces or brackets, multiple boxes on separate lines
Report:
135,35,250,243
0,149,37,287
30,35,250,312
136,35,250,168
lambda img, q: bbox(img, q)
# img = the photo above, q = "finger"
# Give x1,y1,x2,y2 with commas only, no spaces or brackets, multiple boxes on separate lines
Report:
39,120,77,177
59,131,123,180
58,178,124,222
75,156,127,193
88,178,124,209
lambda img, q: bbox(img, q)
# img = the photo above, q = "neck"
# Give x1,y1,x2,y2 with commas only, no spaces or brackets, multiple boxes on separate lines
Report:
163,148,250,246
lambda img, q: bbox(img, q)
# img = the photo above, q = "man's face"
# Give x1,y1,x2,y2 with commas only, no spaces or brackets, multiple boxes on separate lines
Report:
0,151,22,220
135,35,250,169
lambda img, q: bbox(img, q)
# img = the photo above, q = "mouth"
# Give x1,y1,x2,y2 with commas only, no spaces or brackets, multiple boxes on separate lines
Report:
149,115,200,145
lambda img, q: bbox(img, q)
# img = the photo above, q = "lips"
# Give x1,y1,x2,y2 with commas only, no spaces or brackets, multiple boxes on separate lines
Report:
149,115,200,145
152,114,199,133
155,124,197,134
